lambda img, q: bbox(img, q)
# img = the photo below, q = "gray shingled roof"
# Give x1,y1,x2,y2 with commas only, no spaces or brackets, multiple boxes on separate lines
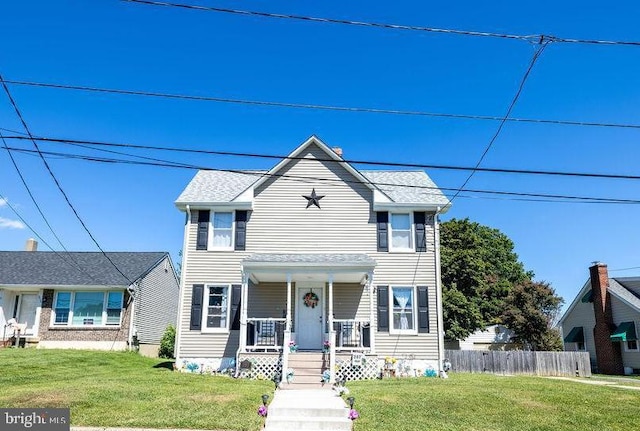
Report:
243,253,376,266
610,278,640,312
360,170,449,205
175,170,264,204
175,168,448,206
0,251,168,286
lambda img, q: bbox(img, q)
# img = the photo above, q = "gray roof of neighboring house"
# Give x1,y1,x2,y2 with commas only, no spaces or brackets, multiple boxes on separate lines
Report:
175,169,449,206
243,253,376,266
0,251,168,286
610,278,640,312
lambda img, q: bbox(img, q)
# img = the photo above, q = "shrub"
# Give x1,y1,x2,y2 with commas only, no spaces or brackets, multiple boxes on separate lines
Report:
158,324,176,359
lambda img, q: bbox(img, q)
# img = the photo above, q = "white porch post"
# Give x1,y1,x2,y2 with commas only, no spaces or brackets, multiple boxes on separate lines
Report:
328,274,336,384
367,271,376,354
239,271,250,353
286,273,292,331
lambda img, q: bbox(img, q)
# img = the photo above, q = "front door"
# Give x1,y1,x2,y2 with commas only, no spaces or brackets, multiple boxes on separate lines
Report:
17,294,40,336
296,286,324,350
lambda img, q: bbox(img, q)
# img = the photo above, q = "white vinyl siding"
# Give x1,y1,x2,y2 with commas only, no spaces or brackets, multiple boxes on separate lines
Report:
611,296,640,368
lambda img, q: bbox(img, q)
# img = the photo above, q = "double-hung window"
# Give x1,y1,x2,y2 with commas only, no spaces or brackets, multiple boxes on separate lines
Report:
390,286,417,334
209,212,234,249
389,213,413,251
203,285,230,331
52,291,124,326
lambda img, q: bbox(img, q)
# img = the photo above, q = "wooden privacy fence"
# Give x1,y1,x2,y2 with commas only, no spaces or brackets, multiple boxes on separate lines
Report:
445,350,591,377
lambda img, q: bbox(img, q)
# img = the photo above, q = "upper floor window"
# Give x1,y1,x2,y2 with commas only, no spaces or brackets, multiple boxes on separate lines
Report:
52,291,124,327
210,212,234,249
196,210,248,251
390,213,413,251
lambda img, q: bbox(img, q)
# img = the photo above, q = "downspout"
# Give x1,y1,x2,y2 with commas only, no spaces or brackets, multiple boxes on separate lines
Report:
434,207,446,376
174,205,192,364
127,282,138,351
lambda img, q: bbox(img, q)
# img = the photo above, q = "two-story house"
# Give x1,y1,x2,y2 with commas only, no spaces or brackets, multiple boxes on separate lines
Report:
174,136,450,382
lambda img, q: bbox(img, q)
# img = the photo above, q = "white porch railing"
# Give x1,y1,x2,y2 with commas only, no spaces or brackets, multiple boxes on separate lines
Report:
333,319,372,351
246,318,286,351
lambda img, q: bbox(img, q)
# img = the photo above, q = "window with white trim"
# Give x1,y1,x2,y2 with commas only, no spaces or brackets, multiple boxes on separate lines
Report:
203,285,230,331
52,291,124,326
390,286,417,334
389,213,413,251
209,212,234,249
625,322,639,352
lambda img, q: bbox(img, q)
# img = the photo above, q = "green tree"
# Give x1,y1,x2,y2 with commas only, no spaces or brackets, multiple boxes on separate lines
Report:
440,218,531,340
501,280,564,351
158,324,176,359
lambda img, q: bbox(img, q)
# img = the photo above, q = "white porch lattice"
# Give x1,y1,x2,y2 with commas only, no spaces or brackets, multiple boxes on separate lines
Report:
335,355,380,381
237,353,282,380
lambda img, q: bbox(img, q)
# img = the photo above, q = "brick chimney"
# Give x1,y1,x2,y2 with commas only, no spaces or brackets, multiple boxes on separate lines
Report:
25,238,38,252
590,262,624,375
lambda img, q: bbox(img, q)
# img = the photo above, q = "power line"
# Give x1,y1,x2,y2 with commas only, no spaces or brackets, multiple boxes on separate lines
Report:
448,39,550,204
6,79,640,131
7,134,640,181
122,0,640,47
0,130,71,252
608,266,640,272
0,73,134,285
4,145,639,205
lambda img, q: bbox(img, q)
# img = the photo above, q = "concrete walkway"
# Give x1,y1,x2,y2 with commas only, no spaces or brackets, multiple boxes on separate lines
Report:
546,376,640,391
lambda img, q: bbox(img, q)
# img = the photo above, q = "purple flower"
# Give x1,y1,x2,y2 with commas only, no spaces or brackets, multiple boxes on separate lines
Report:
348,409,359,420
258,405,268,417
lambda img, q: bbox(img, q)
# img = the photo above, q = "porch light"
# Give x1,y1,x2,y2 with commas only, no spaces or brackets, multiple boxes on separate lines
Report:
262,394,269,406
347,396,355,409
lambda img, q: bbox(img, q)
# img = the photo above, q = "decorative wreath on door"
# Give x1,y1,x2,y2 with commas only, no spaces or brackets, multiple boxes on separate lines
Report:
303,291,319,308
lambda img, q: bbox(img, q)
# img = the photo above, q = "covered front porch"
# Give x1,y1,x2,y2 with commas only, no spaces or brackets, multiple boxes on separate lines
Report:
238,254,377,383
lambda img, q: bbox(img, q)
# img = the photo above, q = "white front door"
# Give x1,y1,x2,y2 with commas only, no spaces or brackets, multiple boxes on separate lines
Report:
296,286,324,350
17,294,40,336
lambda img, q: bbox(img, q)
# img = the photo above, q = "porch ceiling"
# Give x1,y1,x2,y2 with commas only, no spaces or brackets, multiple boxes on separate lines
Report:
242,253,376,284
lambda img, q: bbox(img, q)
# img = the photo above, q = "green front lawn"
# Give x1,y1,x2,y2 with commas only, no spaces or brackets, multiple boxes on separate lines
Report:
1,349,639,431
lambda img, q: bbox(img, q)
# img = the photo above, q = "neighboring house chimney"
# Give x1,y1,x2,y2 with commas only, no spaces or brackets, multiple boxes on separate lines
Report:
25,238,38,252
590,262,624,375
332,147,343,158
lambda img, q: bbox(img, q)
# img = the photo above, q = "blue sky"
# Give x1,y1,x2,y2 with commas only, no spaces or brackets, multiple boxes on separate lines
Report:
1,1,639,310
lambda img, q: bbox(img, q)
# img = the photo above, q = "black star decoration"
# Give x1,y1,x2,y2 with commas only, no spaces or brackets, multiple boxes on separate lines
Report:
302,188,325,209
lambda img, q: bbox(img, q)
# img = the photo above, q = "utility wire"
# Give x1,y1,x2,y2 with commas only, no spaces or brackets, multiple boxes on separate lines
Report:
0,73,134,285
4,145,639,205
0,131,71,252
6,79,640,131
5,134,640,181
448,39,550,204
122,0,640,47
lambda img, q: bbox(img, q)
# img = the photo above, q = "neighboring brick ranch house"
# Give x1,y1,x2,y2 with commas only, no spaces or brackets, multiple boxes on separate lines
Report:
0,242,179,356
173,136,450,383
560,262,640,375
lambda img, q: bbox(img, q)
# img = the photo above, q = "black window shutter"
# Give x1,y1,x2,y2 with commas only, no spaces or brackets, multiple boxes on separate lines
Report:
230,284,242,330
414,212,427,252
234,211,247,251
376,212,389,252
417,286,429,333
190,284,204,330
377,285,389,332
196,210,210,251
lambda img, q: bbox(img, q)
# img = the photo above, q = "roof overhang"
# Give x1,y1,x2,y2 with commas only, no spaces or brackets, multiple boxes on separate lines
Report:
0,284,129,290
372,202,447,213
242,253,376,284
175,201,254,212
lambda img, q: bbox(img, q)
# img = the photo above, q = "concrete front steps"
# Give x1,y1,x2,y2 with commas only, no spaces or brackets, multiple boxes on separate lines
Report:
283,351,329,390
264,389,352,431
